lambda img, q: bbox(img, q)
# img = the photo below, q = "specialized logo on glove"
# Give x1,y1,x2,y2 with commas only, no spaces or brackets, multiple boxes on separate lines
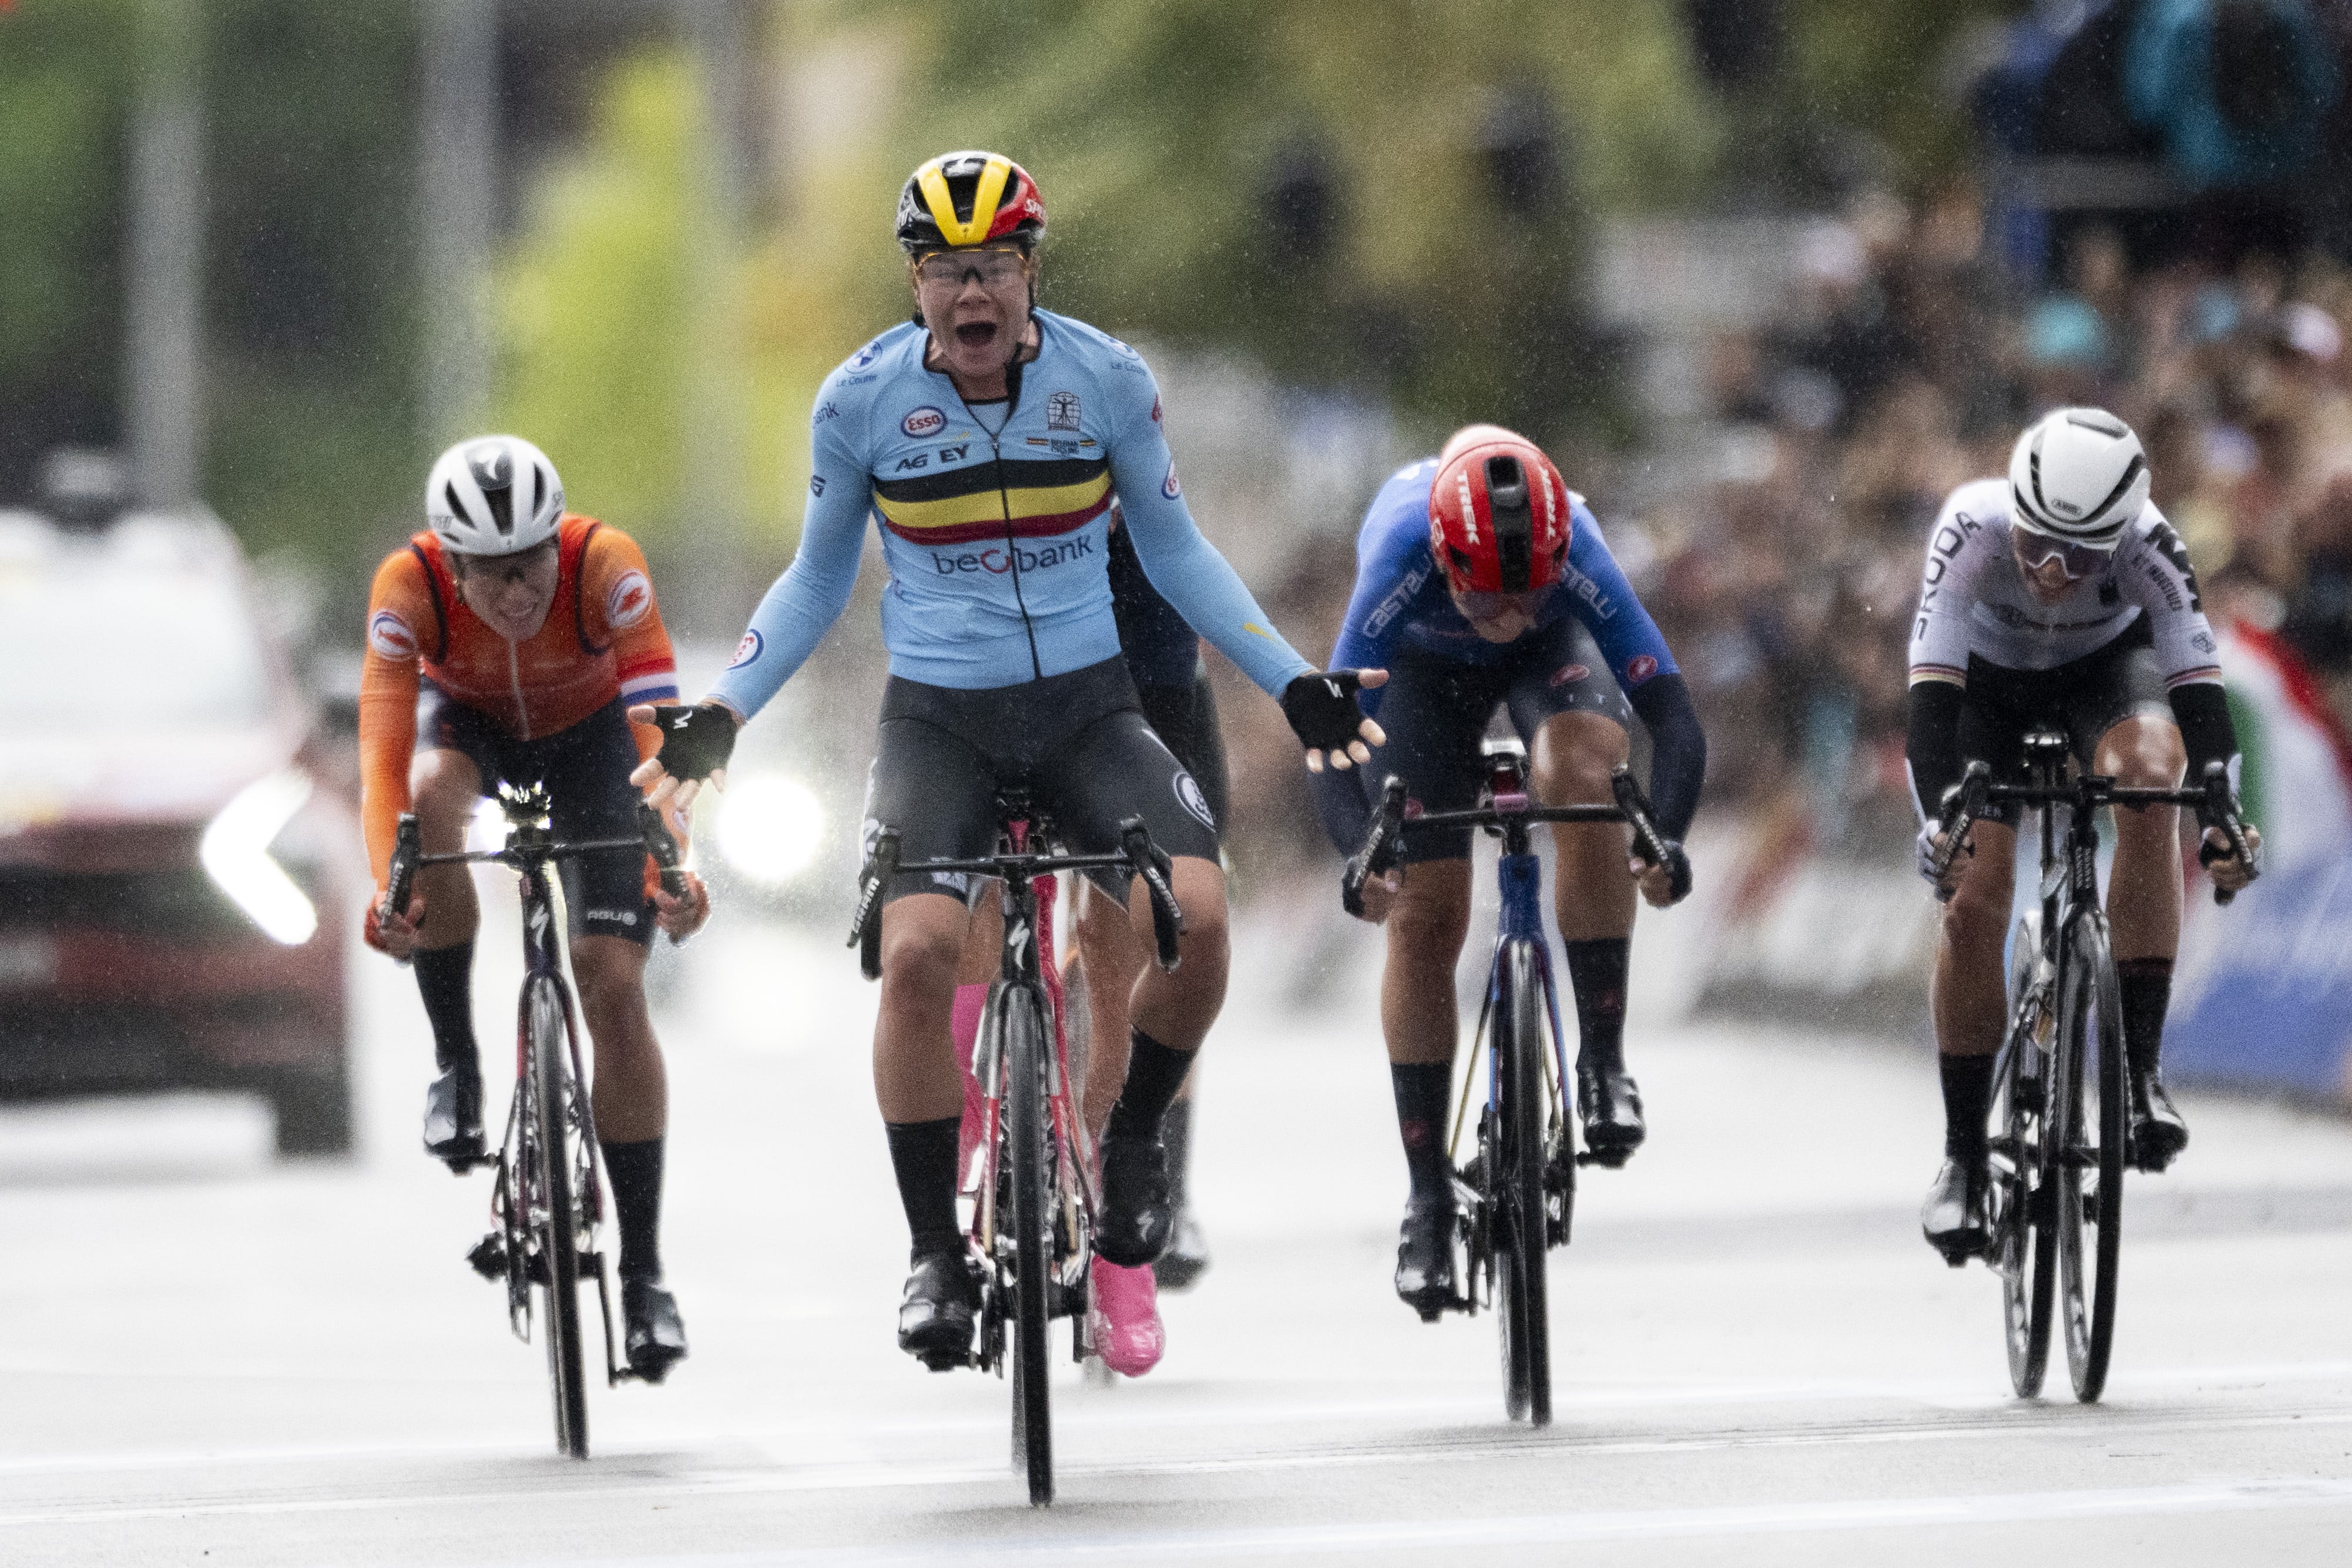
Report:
368,609,418,662
606,570,652,629
1175,770,1215,829
729,629,763,669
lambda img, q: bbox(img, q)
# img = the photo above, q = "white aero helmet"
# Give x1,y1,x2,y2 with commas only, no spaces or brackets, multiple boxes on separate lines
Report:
425,435,564,556
2007,407,2149,550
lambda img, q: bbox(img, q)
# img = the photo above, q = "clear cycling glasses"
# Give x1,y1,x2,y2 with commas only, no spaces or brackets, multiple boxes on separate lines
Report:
1453,589,1551,622
913,246,1028,288
2012,531,2113,582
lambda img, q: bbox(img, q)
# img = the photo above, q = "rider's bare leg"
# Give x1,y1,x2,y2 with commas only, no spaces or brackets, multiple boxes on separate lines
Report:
2094,712,2192,1166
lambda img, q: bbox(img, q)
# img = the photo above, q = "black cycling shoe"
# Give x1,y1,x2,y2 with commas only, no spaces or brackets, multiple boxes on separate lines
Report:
897,1249,978,1371
2128,1071,2190,1173
1394,1200,1457,1322
621,1277,688,1384
1153,1205,1211,1292
1920,1156,1991,1267
1576,1063,1647,1169
422,1065,485,1170
1095,1133,1173,1268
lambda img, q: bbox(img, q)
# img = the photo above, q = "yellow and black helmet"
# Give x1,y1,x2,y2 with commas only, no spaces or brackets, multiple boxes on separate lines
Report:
894,151,1047,254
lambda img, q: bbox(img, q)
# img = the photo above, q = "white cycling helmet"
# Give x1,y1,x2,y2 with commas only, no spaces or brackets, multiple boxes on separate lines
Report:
2007,407,2149,550
424,435,565,557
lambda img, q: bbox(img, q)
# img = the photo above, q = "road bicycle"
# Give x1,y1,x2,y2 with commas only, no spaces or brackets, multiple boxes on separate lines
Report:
385,783,686,1458
1931,734,2252,1402
851,799,1183,1506
1342,739,1668,1425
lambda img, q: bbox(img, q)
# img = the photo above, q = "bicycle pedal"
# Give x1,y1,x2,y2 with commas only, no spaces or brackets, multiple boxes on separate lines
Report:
465,1234,508,1280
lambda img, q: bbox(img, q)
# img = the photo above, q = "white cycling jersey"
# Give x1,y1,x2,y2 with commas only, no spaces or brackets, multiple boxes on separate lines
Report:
1907,478,2223,689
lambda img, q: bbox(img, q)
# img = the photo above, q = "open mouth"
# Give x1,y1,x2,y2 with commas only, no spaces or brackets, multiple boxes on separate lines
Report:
954,321,999,350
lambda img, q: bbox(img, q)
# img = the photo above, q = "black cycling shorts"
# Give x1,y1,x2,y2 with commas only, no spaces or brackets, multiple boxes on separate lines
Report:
1373,621,1635,865
417,685,655,945
1958,618,2172,828
861,657,1222,906
1133,666,1229,842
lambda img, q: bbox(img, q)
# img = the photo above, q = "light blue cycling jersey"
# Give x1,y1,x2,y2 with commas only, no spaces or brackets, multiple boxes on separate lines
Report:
710,310,1312,716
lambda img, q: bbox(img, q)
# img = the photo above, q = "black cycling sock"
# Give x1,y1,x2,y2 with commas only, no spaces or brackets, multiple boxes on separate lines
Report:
412,942,479,1077
1940,1053,1996,1162
1162,1094,1193,1210
1106,1029,1195,1140
885,1117,964,1258
2116,956,2174,1079
602,1136,665,1282
1391,1062,1455,1207
1564,938,1631,1072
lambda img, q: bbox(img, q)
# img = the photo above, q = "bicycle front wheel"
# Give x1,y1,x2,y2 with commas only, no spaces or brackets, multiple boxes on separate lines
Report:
2055,911,2127,1402
1000,983,1055,1505
1495,940,1552,1427
526,975,590,1459
1997,918,2057,1399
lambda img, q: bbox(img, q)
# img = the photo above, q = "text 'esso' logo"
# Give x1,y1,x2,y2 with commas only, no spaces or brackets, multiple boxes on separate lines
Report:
729,629,763,669
901,405,947,438
368,610,418,662
606,570,652,629
1625,654,1659,683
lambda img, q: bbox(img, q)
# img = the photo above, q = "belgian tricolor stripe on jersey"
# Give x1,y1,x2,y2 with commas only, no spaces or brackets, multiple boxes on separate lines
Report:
872,457,1110,547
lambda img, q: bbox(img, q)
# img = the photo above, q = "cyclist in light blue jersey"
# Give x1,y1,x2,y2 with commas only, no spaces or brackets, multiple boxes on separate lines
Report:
632,152,1384,1369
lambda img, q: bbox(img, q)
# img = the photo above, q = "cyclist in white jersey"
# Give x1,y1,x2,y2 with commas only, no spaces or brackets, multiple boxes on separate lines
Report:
1907,407,2262,1261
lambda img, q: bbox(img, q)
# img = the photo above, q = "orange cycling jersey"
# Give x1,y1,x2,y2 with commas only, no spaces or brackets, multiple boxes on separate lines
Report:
357,515,681,891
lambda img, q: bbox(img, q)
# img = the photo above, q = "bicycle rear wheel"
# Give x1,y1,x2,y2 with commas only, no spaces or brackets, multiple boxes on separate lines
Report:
1494,941,1552,1427
2056,911,2127,1402
1996,919,2057,1398
526,975,590,1459
1001,984,1055,1505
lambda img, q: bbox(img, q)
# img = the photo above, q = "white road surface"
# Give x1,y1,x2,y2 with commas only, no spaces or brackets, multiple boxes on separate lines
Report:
2,898,2349,1567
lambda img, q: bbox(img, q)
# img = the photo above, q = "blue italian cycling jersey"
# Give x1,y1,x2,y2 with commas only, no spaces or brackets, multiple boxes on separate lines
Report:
711,310,1312,715
1328,459,1679,700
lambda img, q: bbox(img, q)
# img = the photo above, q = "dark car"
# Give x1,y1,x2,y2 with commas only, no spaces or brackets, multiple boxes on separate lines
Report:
0,504,358,1154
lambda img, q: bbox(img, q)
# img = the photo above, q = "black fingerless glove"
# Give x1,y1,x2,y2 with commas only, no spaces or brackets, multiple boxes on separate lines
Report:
1656,840,1693,905
646,703,738,782
1281,670,1368,754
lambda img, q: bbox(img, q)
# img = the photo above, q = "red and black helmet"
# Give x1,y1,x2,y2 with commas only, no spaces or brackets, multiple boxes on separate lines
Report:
894,151,1048,254
1427,424,1572,595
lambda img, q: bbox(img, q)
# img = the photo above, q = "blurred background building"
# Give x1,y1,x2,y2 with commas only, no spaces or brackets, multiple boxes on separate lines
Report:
5,0,2351,1113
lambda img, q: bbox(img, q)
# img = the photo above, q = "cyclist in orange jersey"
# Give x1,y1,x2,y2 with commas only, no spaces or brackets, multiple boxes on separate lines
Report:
360,435,707,1382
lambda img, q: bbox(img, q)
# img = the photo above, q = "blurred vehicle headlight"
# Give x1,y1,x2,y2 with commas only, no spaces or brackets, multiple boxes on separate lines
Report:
714,774,823,887
200,768,318,945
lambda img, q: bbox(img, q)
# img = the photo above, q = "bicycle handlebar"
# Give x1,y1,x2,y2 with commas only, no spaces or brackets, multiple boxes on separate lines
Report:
1340,767,1669,916
1932,758,2257,906
850,818,1187,980
380,805,686,922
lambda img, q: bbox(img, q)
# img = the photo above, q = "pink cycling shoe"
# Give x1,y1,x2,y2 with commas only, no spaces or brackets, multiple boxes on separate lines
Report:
1088,1259,1165,1376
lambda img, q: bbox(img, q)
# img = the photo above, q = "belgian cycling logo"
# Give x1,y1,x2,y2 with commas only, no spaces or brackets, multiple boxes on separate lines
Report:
1175,770,1215,829
1626,654,1658,683
1046,391,1081,432
368,609,417,662
1162,460,1181,500
902,405,947,438
850,340,884,371
606,570,653,629
729,629,763,669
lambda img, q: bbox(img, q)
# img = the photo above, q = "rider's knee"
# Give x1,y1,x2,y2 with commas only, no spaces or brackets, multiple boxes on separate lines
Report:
408,748,481,822
570,944,646,1023
1942,867,2013,952
2101,716,2187,792
880,906,964,992
1388,868,1471,959
1534,716,1628,805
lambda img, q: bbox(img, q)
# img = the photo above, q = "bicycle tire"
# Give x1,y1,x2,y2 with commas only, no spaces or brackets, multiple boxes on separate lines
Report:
2056,911,2126,1402
527,975,590,1459
1002,984,1055,1505
1997,919,2057,1399
1495,941,1552,1426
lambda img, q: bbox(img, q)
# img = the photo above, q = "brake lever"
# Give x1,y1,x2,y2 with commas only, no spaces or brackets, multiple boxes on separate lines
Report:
1342,776,1408,917
1611,767,1667,868
2194,761,2255,906
1930,763,1992,894
384,812,421,928
851,828,900,980
1119,816,1184,972
637,800,687,902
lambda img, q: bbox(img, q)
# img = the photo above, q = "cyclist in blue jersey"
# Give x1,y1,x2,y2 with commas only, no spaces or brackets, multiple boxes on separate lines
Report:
630,151,1384,1369
1310,425,1706,1318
